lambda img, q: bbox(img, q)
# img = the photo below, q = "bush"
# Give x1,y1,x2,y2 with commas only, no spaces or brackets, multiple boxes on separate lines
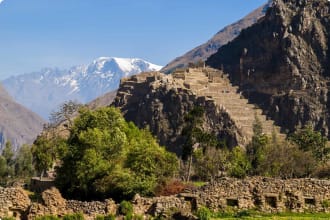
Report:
95,214,115,220
196,206,211,220
62,213,84,220
322,200,330,208
155,179,190,196
119,200,133,216
55,107,178,200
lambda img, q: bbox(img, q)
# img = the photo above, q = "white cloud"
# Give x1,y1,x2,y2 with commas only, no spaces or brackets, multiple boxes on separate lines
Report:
0,0,4,4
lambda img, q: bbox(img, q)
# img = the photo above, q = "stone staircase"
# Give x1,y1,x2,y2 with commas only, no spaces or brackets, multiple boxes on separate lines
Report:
175,67,285,146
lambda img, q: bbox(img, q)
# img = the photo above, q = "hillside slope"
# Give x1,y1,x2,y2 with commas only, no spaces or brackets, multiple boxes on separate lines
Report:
0,84,44,150
207,0,330,136
161,1,272,73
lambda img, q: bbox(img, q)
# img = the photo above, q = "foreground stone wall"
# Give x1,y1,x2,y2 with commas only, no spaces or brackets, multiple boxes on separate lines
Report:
190,177,330,213
0,187,31,219
2,177,330,219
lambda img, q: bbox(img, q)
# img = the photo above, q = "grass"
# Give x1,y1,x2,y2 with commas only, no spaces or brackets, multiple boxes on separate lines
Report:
191,181,207,187
211,212,330,219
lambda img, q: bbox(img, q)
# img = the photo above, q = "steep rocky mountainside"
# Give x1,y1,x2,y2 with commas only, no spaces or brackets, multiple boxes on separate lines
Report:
207,0,330,136
161,1,272,74
112,68,283,154
2,57,162,119
0,84,44,151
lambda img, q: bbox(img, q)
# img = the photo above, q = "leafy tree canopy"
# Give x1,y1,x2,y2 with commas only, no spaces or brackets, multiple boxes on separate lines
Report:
55,107,178,200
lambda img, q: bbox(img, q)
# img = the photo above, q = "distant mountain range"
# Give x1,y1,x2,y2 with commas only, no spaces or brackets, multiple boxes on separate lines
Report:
0,84,44,150
161,0,272,73
2,57,162,119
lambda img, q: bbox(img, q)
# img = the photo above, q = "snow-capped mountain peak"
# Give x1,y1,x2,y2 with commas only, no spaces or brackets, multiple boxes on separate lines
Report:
2,57,163,120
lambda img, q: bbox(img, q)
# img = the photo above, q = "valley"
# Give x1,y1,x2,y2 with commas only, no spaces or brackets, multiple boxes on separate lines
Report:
1,0,330,219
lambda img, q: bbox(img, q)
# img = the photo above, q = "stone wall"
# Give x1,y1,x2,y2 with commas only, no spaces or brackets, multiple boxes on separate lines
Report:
189,177,330,213
0,187,30,219
2,178,330,219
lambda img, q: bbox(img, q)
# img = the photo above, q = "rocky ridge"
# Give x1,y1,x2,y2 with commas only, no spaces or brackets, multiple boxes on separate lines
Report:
113,67,284,153
161,1,272,73
207,0,330,136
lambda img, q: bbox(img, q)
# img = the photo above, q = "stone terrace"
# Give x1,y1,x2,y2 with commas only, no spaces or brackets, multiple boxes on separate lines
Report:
172,67,285,145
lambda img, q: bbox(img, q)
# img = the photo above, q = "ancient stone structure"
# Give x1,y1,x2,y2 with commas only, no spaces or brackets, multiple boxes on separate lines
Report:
0,187,117,220
0,187,31,219
189,177,330,213
113,67,284,152
207,0,330,137
2,178,330,219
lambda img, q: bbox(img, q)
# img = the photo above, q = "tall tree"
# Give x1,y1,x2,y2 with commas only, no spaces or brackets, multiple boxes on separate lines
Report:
56,107,178,200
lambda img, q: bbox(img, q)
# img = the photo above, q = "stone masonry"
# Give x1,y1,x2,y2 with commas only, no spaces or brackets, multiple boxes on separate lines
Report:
113,67,285,149
2,178,330,219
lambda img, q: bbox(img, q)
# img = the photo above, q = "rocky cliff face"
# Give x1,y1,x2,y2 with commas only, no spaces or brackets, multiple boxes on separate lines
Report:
207,0,330,135
112,71,240,154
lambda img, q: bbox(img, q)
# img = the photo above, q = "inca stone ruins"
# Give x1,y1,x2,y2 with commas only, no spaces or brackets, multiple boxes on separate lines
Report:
113,67,285,152
2,177,330,219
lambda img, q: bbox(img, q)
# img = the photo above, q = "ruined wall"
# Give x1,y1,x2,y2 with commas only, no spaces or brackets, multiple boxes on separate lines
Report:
190,177,330,213
2,178,330,219
0,187,31,219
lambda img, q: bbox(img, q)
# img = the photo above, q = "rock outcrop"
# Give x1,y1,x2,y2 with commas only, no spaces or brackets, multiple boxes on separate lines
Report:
207,0,330,136
112,67,284,153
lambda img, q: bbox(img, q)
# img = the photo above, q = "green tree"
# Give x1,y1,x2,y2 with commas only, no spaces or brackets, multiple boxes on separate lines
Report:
0,155,7,177
56,107,178,200
2,141,14,177
228,146,251,178
258,135,316,178
246,116,269,174
15,144,35,178
193,147,229,181
181,106,225,181
289,125,329,163
32,135,56,178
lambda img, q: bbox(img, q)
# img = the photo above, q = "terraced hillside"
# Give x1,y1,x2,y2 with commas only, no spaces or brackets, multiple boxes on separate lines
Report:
113,67,285,152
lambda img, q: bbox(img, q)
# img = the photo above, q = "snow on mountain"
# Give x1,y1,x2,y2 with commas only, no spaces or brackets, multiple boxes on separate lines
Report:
2,57,162,120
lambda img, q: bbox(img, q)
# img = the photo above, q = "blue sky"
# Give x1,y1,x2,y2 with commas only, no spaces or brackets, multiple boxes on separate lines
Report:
0,0,266,79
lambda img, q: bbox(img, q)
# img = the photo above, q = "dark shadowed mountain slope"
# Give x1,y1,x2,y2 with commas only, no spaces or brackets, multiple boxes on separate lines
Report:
0,84,45,151
161,1,272,73
207,0,330,136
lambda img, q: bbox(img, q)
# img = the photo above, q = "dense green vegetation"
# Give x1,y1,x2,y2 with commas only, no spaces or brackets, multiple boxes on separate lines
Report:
14,104,329,204
33,107,178,200
0,141,34,186
180,108,330,182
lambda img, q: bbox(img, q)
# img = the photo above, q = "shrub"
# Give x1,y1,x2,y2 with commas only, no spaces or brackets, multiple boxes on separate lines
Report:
196,206,211,220
155,179,190,196
119,200,133,216
95,215,116,220
62,213,84,220
234,210,252,217
322,200,330,208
